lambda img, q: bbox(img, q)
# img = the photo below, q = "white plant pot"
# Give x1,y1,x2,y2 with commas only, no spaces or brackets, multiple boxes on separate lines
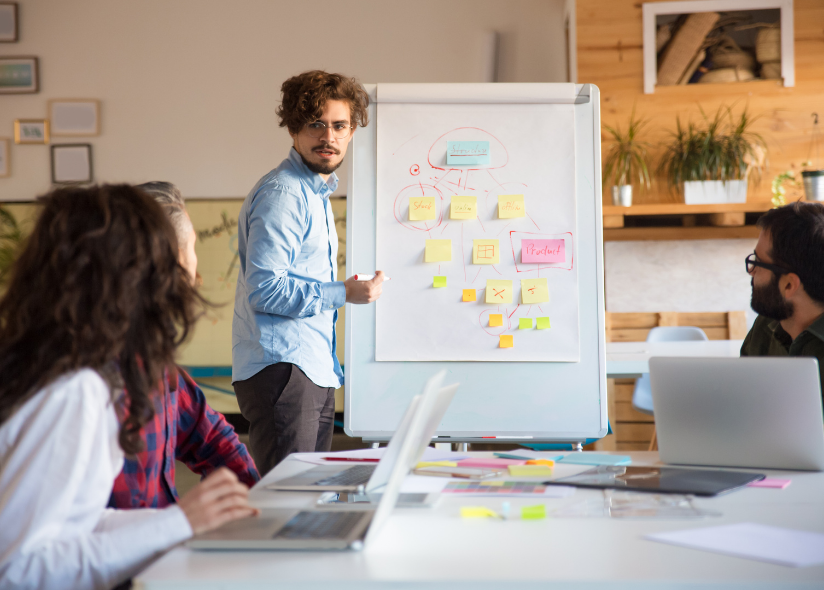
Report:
611,185,632,207
683,180,748,205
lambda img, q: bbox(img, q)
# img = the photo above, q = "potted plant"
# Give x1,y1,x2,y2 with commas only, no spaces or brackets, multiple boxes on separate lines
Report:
0,206,22,288
802,113,824,202
602,108,652,207
659,105,766,204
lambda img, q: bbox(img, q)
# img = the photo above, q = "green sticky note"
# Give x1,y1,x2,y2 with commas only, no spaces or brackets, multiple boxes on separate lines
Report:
433,276,447,288
519,318,533,330
536,317,551,330
521,504,546,520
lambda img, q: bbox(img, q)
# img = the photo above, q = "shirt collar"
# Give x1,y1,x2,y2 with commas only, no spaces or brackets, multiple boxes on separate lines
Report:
805,313,824,343
288,147,339,197
767,313,824,345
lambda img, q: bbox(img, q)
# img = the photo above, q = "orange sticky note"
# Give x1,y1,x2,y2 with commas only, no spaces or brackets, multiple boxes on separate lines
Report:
499,335,513,348
526,459,555,467
489,314,503,327
462,289,476,302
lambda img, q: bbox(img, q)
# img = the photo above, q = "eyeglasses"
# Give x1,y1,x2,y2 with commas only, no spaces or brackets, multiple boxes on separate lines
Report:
745,253,793,276
304,121,353,140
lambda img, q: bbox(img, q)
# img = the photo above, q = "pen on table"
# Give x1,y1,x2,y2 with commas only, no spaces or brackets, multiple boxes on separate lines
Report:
354,274,391,281
322,457,381,463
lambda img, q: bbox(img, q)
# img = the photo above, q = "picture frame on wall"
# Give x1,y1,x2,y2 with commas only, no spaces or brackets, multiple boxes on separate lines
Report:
49,99,100,136
14,119,49,144
0,138,9,177
51,144,93,184
0,56,38,93
0,3,18,43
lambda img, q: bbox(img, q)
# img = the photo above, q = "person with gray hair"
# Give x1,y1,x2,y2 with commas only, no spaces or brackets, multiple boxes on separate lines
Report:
107,181,260,512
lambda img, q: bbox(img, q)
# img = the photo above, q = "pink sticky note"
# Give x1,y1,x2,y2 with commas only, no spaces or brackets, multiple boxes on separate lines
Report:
521,239,565,263
457,458,527,468
747,478,792,489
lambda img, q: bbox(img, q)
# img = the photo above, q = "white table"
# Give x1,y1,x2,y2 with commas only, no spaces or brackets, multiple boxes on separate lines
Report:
607,340,744,378
136,451,824,589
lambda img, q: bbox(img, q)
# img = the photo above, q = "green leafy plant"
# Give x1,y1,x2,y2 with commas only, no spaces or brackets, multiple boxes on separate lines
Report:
658,105,767,191
0,207,23,287
602,108,652,191
771,161,809,208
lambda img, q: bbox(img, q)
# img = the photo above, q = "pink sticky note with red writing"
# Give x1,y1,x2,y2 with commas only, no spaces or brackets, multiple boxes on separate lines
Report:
521,239,565,263
747,478,791,489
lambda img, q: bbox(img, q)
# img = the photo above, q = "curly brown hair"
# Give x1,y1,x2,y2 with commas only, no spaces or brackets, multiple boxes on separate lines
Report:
0,184,205,454
276,70,369,135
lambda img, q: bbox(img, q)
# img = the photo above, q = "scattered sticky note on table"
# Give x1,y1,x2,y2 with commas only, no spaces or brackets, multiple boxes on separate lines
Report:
748,478,792,489
558,454,631,466
499,334,513,348
521,504,547,520
450,195,477,219
489,314,503,327
521,239,565,263
409,196,436,220
526,459,555,467
458,458,526,468
417,461,459,468
462,289,476,302
460,506,500,519
536,317,551,330
485,279,513,304
498,194,525,218
433,276,447,288
521,278,549,304
472,239,500,265
519,318,532,330
508,465,553,477
424,239,451,262
447,141,490,166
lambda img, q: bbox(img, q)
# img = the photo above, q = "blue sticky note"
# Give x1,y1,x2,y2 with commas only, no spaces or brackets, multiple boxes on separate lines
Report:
557,454,632,466
446,141,490,166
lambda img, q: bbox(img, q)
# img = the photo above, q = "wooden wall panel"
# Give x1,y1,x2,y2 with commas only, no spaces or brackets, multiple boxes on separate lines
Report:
577,0,824,206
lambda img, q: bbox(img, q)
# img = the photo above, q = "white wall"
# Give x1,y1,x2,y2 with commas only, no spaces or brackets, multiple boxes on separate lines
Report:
1,0,566,201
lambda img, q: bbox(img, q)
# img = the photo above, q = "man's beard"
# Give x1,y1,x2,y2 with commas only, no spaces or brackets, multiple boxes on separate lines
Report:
299,147,343,176
751,274,794,320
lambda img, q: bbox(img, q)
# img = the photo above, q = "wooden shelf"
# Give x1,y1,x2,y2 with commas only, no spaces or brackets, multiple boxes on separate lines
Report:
604,225,760,241
602,202,772,216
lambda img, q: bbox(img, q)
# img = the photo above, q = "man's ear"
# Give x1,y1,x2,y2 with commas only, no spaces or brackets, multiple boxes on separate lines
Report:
782,273,803,299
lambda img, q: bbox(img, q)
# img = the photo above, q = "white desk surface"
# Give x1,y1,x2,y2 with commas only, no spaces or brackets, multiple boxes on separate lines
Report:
607,340,744,378
136,451,824,590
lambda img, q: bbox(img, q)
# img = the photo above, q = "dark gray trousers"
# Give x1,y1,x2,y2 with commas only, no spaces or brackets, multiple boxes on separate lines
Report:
234,363,335,477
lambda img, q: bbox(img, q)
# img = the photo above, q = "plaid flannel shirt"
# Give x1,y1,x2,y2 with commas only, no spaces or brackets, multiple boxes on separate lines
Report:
108,367,259,509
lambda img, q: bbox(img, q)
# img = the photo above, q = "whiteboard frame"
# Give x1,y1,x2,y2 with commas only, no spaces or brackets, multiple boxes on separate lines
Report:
344,83,606,444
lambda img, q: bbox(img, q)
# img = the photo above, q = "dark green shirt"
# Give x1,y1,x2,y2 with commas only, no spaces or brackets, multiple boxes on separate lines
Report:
740,313,824,406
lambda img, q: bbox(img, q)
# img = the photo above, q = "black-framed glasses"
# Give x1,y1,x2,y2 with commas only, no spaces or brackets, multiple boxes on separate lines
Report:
745,253,792,276
305,121,353,140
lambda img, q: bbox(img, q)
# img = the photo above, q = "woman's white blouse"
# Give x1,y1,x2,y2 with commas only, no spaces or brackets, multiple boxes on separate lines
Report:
0,369,193,590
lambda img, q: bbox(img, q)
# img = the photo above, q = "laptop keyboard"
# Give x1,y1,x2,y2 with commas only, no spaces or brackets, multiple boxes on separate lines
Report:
313,465,376,486
274,511,364,540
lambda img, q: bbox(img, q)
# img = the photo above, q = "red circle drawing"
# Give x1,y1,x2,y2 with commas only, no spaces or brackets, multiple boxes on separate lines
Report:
410,164,420,176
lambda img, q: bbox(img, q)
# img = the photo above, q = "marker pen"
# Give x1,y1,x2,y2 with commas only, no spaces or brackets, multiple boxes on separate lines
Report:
354,274,391,281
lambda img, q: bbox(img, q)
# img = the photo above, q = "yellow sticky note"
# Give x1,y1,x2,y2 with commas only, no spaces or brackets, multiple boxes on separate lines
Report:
417,461,458,468
526,459,555,467
479,481,506,487
519,318,532,330
508,465,553,477
460,506,500,519
472,239,500,265
498,194,526,218
433,276,447,288
521,504,547,520
450,196,477,219
485,280,513,304
409,196,436,220
425,239,452,262
521,278,549,304
462,289,476,302
499,334,514,348
536,317,551,330
489,314,503,327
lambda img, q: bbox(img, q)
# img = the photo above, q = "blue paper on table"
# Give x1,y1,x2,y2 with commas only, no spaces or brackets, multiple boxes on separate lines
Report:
557,454,632,466
446,141,490,166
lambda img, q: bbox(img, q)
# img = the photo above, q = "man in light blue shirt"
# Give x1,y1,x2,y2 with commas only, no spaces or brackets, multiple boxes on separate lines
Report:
233,71,384,475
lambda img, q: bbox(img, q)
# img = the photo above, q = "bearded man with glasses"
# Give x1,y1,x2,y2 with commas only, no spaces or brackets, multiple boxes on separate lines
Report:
232,71,384,475
741,201,824,401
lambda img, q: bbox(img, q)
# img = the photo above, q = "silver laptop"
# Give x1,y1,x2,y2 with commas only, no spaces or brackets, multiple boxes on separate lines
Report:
187,372,458,550
650,357,824,471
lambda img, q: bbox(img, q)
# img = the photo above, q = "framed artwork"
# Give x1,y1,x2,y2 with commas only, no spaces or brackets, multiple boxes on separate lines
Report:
0,56,37,93
49,99,100,136
0,138,9,177
51,144,93,184
0,3,18,42
14,119,49,144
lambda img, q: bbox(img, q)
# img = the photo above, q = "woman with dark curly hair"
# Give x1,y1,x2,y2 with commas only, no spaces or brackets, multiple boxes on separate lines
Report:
0,184,257,590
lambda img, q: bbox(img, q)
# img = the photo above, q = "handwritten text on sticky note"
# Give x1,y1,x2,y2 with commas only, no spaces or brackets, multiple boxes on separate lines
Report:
425,239,451,262
409,196,436,221
521,278,549,304
521,239,565,263
498,194,525,219
485,280,513,304
447,141,490,166
450,196,477,220
472,239,500,265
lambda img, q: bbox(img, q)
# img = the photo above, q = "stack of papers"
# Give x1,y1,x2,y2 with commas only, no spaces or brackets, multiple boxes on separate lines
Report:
442,481,575,497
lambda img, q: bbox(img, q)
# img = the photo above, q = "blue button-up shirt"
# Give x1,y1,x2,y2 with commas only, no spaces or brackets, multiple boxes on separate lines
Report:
232,148,346,388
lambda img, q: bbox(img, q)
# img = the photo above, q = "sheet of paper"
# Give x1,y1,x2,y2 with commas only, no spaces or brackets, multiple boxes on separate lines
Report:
499,335,513,348
489,313,503,327
400,474,452,494
498,194,525,218
646,523,824,568
446,140,490,166
433,276,447,288
519,318,532,330
748,478,792,489
292,448,467,466
521,238,565,263
409,196,436,220
495,450,564,461
508,465,553,477
472,239,500,265
425,239,451,262
450,195,477,219
557,454,631,466
462,289,476,302
536,317,551,330
485,279,513,304
521,278,550,304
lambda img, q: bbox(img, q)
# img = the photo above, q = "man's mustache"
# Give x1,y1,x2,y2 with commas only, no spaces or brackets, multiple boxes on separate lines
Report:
313,144,340,155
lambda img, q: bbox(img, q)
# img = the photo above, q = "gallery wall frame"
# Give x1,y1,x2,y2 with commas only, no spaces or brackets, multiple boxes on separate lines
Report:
0,138,9,177
0,3,18,43
14,119,49,144
51,144,93,184
49,99,101,136
0,56,37,93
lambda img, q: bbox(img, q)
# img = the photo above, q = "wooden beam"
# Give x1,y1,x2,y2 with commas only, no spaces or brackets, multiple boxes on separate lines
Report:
604,226,760,241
